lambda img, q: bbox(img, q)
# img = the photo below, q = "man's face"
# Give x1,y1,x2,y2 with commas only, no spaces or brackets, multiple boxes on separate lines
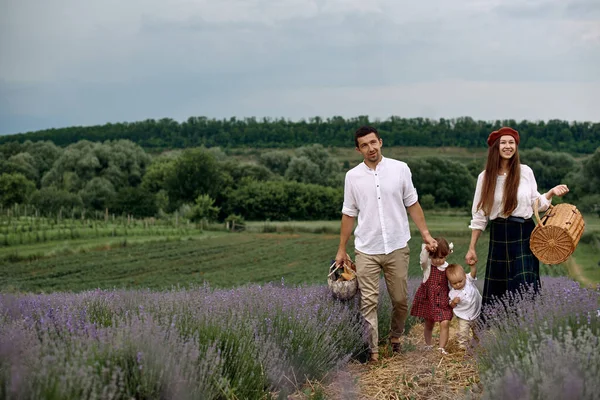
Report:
356,133,383,164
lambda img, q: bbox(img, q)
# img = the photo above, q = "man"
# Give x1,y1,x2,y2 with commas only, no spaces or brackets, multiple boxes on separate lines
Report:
335,125,437,363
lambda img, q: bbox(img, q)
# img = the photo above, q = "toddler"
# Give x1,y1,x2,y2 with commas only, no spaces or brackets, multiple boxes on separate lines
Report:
446,263,482,349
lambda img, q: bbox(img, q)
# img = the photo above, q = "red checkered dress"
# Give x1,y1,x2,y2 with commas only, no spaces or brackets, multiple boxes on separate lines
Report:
410,266,453,322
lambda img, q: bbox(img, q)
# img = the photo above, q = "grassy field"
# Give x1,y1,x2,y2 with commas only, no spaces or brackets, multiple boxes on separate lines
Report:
2,211,593,293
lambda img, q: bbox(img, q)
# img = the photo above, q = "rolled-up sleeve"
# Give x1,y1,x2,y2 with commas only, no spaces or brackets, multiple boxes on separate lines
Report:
527,167,551,212
402,166,419,207
469,172,488,231
341,173,359,217
419,243,429,270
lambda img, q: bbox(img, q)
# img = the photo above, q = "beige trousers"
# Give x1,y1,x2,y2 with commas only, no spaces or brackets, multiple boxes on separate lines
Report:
456,317,476,348
355,246,410,355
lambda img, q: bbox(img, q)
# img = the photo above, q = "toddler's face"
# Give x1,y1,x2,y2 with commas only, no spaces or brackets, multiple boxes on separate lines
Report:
430,255,447,267
449,273,466,290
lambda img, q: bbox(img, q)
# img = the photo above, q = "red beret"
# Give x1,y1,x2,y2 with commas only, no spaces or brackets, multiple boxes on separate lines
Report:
487,127,520,147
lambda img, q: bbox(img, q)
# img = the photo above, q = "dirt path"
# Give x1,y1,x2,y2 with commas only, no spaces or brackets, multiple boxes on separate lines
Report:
322,321,483,399
565,256,594,288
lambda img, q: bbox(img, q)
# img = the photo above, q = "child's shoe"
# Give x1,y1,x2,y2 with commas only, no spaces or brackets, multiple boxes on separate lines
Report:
438,347,448,355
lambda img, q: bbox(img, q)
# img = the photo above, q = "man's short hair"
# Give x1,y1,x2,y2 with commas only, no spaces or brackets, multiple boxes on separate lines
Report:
354,125,380,148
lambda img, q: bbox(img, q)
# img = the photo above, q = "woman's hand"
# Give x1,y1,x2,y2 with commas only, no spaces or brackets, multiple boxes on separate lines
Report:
465,249,478,266
550,184,569,197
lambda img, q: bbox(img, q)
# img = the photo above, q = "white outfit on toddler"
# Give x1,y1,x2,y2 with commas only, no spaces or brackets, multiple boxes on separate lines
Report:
448,274,482,348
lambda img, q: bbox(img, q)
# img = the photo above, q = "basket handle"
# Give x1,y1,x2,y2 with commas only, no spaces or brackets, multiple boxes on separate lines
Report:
328,261,340,278
533,197,554,226
533,198,542,225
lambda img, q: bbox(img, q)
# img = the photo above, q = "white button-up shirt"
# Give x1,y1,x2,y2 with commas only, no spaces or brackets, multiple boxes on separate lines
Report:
448,274,482,321
342,156,418,255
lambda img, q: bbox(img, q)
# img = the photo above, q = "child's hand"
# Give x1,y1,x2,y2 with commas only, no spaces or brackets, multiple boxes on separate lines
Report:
470,265,477,279
450,297,460,308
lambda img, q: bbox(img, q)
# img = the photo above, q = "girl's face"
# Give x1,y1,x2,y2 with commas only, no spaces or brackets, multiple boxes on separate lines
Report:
499,135,517,160
430,255,447,267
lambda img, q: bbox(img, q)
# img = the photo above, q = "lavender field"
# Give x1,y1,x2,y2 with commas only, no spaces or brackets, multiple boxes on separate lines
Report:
0,276,599,399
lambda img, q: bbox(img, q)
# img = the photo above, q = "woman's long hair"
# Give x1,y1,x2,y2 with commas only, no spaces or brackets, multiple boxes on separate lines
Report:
477,138,521,216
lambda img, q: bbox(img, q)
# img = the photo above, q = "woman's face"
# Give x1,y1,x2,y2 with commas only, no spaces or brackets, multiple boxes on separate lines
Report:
498,135,517,160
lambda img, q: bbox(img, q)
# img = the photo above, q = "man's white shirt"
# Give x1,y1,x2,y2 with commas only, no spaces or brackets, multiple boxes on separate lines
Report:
342,157,418,255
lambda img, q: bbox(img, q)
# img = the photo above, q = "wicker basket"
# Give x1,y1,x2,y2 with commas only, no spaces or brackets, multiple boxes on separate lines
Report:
327,256,358,300
530,200,585,265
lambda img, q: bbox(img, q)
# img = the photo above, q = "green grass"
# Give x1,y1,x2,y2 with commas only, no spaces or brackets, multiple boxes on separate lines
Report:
1,213,597,293
0,233,229,263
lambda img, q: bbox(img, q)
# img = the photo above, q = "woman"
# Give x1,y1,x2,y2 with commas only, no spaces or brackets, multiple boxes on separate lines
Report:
465,127,569,306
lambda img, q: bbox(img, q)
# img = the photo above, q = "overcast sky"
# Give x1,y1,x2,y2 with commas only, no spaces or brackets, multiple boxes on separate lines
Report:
1,0,599,135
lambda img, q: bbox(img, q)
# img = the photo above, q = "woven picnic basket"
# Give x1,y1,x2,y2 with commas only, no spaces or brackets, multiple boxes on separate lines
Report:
327,256,358,300
530,200,585,265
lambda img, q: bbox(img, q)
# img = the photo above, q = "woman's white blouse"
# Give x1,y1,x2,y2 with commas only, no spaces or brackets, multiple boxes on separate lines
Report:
469,164,550,231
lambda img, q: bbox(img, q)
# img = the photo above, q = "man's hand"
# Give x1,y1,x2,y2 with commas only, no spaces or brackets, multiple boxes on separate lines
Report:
335,248,348,267
423,234,437,253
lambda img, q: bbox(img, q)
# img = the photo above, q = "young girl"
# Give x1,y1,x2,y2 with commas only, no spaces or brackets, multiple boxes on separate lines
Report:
446,263,482,349
410,237,453,354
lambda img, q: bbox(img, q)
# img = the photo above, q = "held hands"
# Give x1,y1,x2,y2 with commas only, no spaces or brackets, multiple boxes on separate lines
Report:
423,233,438,253
465,249,477,266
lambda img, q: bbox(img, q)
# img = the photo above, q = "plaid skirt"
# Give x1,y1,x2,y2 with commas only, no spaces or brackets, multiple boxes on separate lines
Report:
482,217,540,306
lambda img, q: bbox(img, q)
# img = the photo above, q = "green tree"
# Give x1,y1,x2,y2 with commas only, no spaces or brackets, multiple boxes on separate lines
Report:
0,173,36,207
141,156,177,193
408,158,476,208
225,180,342,220
110,187,158,217
165,147,229,209
285,156,322,185
79,177,116,210
22,140,62,178
0,153,39,184
29,188,83,215
190,194,220,222
42,140,150,192
259,150,292,175
520,148,576,191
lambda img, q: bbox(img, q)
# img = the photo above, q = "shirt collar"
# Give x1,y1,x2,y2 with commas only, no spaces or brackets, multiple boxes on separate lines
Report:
436,261,449,272
362,156,386,172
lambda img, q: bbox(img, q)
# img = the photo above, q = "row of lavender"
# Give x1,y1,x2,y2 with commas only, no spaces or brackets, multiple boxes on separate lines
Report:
474,277,600,399
0,277,598,399
0,282,367,399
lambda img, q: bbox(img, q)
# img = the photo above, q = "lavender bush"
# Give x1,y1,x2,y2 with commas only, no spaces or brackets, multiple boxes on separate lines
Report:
0,282,364,399
475,277,600,400
377,278,421,342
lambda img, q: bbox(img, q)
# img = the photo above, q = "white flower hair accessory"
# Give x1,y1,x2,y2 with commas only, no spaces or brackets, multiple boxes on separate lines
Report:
449,242,454,253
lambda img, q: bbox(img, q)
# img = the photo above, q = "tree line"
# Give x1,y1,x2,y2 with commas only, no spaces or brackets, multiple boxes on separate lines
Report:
1,116,599,154
1,138,598,222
